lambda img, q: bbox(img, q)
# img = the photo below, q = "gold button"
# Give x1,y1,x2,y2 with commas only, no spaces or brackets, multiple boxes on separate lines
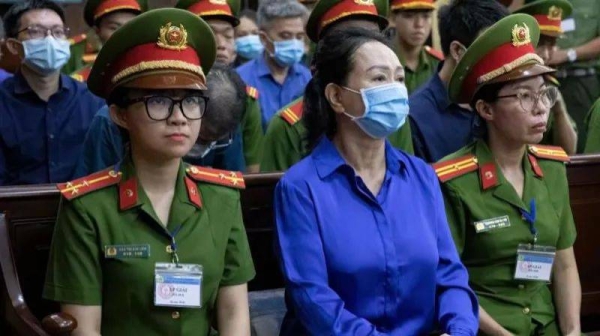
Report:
518,284,525,290
172,311,180,319
523,307,530,314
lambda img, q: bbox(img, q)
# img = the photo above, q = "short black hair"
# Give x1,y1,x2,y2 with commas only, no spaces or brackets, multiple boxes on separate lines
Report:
303,27,391,150
438,0,508,56
239,9,257,23
201,64,247,141
3,0,65,38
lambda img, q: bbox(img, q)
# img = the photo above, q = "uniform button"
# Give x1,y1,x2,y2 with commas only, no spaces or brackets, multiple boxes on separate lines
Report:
523,307,530,314
518,284,525,290
171,311,180,319
48,134,54,139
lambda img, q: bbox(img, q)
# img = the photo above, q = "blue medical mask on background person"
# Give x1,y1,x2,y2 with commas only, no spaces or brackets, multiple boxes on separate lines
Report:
342,82,410,139
235,35,264,60
269,38,304,67
21,36,71,75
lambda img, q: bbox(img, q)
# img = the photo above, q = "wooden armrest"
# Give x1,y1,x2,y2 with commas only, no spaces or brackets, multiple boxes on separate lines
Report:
41,313,77,336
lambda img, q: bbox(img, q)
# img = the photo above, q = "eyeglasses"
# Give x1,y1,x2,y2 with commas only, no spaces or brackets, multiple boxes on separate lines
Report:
17,25,70,40
123,95,209,121
496,86,559,113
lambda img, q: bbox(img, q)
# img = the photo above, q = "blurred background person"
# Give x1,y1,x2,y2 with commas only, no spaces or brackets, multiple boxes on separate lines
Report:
0,0,104,185
234,9,263,67
237,0,311,130
0,17,12,82
388,0,442,94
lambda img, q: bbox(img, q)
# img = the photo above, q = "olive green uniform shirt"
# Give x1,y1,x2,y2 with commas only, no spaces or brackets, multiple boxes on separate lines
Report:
583,98,600,153
260,97,414,172
242,95,264,167
43,158,256,335
557,0,600,70
397,47,440,94
439,140,576,335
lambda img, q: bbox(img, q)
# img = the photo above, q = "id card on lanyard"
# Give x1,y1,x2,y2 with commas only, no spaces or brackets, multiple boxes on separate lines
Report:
154,224,203,308
513,199,556,282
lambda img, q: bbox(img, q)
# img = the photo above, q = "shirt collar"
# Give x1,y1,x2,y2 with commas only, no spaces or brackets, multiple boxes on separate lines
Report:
256,53,302,78
13,71,70,95
428,71,452,110
313,136,407,179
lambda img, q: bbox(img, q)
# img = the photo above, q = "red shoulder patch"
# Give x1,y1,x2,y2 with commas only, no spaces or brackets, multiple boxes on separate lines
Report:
246,86,259,99
280,98,304,125
528,145,569,162
432,155,478,182
71,66,92,82
424,46,444,61
186,166,245,189
68,33,87,46
57,167,122,200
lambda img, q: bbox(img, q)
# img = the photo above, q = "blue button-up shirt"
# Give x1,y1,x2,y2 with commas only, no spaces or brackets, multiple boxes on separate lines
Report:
236,55,311,130
274,137,478,336
409,69,480,163
0,73,104,185
74,106,246,177
0,69,13,83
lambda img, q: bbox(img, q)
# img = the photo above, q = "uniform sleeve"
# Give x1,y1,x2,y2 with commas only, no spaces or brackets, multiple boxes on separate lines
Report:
441,184,468,256
555,166,577,250
43,198,103,305
220,193,256,286
408,116,430,162
261,118,304,172
583,99,600,154
430,175,479,336
387,120,414,154
73,108,123,178
274,179,387,336
241,97,264,166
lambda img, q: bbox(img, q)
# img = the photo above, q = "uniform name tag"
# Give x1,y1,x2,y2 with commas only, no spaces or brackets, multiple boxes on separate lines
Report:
514,244,556,282
154,263,203,308
104,244,150,258
561,18,575,32
473,215,511,233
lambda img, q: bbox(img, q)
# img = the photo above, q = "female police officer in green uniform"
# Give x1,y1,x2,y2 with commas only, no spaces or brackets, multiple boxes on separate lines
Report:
43,8,255,336
435,14,581,336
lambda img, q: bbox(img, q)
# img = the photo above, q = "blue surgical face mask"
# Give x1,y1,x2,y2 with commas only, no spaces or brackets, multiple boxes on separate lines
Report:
269,38,304,67
342,82,410,139
21,36,71,75
235,35,264,60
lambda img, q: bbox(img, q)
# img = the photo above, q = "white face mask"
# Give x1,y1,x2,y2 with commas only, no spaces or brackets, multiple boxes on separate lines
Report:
21,36,71,75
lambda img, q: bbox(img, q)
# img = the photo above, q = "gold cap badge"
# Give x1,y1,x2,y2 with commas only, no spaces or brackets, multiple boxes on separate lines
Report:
157,22,188,50
511,23,531,47
548,6,562,21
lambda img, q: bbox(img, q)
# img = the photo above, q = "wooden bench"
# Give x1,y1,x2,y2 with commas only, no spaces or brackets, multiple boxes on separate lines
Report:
0,172,283,335
2,153,600,334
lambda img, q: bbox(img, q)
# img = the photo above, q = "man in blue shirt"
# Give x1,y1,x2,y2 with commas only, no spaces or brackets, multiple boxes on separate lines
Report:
236,0,311,130
0,0,104,185
409,0,508,163
0,18,13,83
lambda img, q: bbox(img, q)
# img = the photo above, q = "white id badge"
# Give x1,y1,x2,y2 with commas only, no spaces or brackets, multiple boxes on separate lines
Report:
154,263,203,308
514,244,556,282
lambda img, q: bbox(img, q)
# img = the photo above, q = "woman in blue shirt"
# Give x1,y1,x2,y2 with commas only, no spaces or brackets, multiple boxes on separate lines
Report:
274,27,479,336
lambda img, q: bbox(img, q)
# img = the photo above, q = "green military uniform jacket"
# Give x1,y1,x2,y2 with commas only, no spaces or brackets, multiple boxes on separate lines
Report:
557,0,600,71
242,86,264,167
44,158,255,335
397,45,442,94
435,139,576,335
260,97,414,172
583,98,600,153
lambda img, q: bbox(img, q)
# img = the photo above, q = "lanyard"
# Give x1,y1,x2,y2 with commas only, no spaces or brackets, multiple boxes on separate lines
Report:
520,199,537,244
168,225,183,266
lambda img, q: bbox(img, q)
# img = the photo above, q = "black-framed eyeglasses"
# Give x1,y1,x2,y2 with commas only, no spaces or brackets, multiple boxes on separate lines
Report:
17,25,70,40
496,86,559,113
123,95,209,121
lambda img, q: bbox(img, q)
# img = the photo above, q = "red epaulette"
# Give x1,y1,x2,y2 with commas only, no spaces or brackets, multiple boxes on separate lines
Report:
432,155,478,182
82,53,97,64
545,75,560,87
424,46,444,61
71,66,92,82
246,86,259,99
528,145,569,162
68,33,87,46
280,98,303,126
185,166,245,189
57,167,122,200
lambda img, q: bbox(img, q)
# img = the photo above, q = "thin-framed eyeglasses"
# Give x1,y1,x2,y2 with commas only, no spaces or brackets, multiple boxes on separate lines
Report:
496,86,559,113
122,95,209,121
17,25,70,39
